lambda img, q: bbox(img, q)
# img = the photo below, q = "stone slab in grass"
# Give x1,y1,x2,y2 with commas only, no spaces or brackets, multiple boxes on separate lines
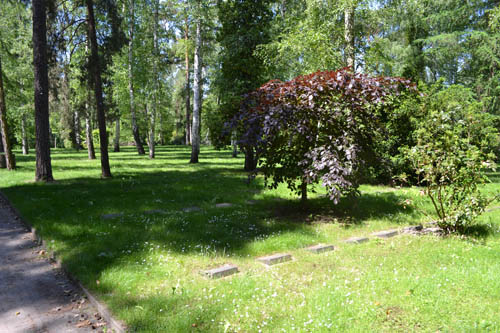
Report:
246,200,257,205
101,213,124,220
344,236,369,244
402,225,423,233
182,206,201,213
257,253,292,266
144,209,166,215
306,244,335,253
201,265,238,279
371,229,399,238
215,203,233,208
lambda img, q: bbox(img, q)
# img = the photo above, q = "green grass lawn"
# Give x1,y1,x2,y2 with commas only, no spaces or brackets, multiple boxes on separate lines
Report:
1,146,500,332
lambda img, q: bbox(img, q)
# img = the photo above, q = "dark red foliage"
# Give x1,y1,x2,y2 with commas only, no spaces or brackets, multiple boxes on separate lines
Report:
233,68,417,202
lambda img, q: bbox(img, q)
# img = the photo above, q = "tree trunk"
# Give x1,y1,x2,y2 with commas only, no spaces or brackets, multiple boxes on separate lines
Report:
148,0,159,159
344,4,355,70
33,0,53,180
64,64,78,150
86,0,111,178
128,0,144,155
114,117,120,152
159,111,165,145
0,132,4,169
22,114,29,155
147,104,155,158
0,57,14,170
85,103,96,159
231,130,238,157
301,181,308,203
74,110,81,150
190,13,202,164
244,147,257,171
184,18,191,146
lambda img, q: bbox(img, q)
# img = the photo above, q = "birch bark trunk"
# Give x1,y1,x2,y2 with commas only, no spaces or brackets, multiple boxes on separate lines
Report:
190,13,202,163
184,18,191,146
128,0,145,155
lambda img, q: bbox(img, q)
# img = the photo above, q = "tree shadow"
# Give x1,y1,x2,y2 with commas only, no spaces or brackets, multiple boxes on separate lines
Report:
255,192,414,226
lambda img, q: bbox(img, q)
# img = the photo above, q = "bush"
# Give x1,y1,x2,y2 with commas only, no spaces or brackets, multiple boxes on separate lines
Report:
406,85,499,233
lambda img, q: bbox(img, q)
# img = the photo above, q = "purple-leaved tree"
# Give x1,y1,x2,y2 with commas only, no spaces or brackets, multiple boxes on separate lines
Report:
233,68,416,203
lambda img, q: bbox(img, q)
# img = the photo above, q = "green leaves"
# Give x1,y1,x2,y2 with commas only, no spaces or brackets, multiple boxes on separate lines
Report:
406,85,499,233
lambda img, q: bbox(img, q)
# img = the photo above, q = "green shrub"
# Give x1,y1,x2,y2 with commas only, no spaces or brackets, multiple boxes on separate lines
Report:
406,85,499,233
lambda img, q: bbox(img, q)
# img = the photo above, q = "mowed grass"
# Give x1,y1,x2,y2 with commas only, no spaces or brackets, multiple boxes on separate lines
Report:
1,146,500,332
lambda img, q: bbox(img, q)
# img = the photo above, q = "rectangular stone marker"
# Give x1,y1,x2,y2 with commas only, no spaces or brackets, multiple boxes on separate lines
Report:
371,230,399,238
201,265,238,279
344,237,369,244
144,209,166,215
101,213,124,220
215,203,233,208
257,253,292,266
306,244,335,253
183,206,201,213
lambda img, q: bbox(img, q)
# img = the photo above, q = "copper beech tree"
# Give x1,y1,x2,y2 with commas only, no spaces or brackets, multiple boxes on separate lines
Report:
233,68,417,203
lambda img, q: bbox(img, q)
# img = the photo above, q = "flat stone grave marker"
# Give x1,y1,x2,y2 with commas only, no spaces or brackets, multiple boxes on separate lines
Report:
246,200,257,205
215,203,233,208
257,253,292,266
201,265,238,279
144,209,166,215
402,225,423,233
344,236,369,244
371,230,399,238
306,244,335,253
182,206,201,213
101,213,124,220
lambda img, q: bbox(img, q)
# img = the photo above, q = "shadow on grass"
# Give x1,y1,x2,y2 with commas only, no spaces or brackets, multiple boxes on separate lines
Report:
461,223,493,238
265,192,413,226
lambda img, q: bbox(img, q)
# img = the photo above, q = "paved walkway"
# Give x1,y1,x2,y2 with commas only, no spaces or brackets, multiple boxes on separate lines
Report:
0,196,109,332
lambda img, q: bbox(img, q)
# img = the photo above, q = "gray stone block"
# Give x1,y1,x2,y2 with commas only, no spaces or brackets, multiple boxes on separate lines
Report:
215,203,233,208
257,253,292,266
144,209,166,215
306,244,335,253
344,237,369,244
101,213,124,220
201,265,238,279
182,206,201,213
371,230,399,238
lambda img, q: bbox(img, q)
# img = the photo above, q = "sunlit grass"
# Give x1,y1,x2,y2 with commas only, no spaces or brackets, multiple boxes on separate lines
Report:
1,146,499,331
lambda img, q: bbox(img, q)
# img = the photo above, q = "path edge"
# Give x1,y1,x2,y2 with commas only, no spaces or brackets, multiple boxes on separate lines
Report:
0,191,128,333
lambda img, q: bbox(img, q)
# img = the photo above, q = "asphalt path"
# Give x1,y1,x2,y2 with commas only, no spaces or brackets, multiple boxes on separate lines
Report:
0,196,109,333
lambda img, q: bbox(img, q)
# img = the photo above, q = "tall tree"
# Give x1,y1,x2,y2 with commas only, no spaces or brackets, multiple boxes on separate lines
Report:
190,1,202,163
184,15,192,146
216,0,274,171
33,0,53,181
148,0,160,159
114,117,120,152
86,0,111,178
0,57,15,170
344,1,355,69
128,0,145,155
